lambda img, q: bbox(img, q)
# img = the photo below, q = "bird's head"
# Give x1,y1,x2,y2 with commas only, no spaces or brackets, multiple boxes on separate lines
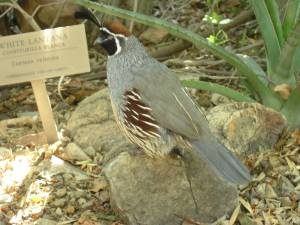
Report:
74,9,131,56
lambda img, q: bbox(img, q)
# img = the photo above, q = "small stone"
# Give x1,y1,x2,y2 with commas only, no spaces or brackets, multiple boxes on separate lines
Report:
56,188,67,197
211,93,231,105
99,191,110,203
83,146,96,157
63,173,74,182
64,143,92,162
0,147,11,159
55,208,63,216
90,178,108,192
71,191,85,198
82,200,94,208
64,205,75,214
77,198,87,205
52,198,66,207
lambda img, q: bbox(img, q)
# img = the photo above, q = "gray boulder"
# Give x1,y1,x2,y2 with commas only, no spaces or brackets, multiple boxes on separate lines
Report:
105,152,237,225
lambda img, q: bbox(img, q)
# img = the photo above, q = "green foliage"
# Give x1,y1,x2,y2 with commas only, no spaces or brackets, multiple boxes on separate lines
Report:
203,12,224,25
249,0,300,127
73,0,300,127
249,0,282,77
207,30,228,45
282,0,300,39
181,80,255,103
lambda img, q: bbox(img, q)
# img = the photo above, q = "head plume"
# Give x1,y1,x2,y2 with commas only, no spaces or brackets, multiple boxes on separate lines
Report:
74,8,101,27
74,8,130,37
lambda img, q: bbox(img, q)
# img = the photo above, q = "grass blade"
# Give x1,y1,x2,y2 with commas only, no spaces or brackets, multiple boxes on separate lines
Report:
181,80,255,103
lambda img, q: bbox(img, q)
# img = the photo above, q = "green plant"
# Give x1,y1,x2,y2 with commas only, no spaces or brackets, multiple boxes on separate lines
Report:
249,0,300,126
72,0,300,127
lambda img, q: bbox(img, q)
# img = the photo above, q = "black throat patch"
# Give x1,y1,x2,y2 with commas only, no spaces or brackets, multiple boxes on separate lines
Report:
100,36,125,56
100,37,118,56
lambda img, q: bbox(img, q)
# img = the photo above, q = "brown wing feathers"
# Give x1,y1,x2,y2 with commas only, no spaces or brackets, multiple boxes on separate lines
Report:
123,89,160,139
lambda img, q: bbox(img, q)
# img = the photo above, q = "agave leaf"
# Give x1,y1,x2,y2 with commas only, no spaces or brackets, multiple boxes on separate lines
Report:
281,85,300,127
249,0,282,80
181,80,255,103
282,0,300,39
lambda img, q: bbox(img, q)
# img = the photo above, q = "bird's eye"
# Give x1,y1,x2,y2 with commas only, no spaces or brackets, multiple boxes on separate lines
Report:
100,31,109,38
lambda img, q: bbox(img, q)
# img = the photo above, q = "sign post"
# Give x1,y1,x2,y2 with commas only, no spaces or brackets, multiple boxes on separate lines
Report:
31,80,59,143
0,24,90,143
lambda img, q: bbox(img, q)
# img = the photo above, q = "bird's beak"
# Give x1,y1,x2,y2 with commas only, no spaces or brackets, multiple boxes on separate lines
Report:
93,36,106,46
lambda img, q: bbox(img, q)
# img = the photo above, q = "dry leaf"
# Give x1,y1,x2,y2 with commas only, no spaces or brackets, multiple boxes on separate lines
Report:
291,130,300,145
239,197,254,214
273,84,292,100
228,204,240,225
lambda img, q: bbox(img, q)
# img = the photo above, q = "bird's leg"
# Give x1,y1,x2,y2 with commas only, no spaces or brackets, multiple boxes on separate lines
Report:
171,148,200,214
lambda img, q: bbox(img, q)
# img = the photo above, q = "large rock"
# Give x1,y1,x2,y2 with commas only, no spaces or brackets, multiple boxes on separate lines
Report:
67,89,286,225
105,152,237,225
207,102,286,155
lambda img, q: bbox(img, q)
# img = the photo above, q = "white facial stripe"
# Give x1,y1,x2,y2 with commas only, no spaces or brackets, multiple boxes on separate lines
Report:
114,37,122,55
100,27,114,35
99,27,128,56
99,27,127,39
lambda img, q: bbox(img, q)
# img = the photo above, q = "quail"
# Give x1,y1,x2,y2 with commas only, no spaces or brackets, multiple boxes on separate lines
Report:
75,10,251,185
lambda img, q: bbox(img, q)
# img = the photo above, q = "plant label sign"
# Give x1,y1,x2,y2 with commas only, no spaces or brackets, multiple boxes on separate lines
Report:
0,24,90,143
0,24,90,85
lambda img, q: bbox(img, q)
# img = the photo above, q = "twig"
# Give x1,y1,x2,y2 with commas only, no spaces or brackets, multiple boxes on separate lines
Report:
31,1,63,18
235,40,264,53
0,5,12,18
50,0,67,28
12,1,41,30
0,2,13,8
0,1,41,30
129,0,138,32
57,76,65,102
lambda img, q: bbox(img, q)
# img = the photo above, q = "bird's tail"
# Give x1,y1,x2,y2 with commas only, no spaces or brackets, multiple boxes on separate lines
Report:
190,138,251,185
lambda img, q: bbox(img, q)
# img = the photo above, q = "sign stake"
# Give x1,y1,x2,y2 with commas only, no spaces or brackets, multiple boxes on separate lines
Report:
31,79,59,143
